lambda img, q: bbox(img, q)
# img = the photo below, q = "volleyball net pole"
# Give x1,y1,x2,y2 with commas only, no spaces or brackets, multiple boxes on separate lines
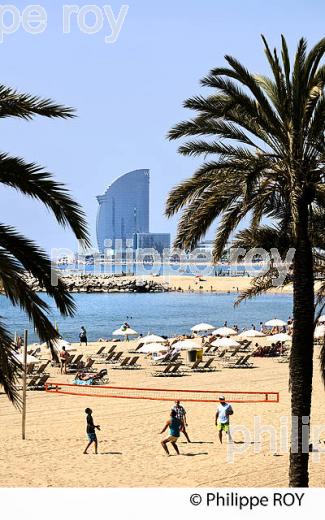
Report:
45,382,279,404
22,329,28,440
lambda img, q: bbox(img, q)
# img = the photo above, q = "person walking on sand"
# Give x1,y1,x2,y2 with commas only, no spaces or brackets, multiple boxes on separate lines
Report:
172,400,191,442
79,326,88,346
159,409,181,456
215,395,233,444
83,408,100,454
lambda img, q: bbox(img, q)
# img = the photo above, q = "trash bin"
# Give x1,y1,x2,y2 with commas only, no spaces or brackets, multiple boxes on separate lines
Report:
188,349,197,363
196,348,203,362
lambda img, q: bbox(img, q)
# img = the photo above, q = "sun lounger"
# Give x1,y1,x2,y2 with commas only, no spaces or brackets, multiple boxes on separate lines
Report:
92,346,106,357
129,342,144,354
229,355,255,368
119,356,141,370
112,356,131,369
107,352,123,364
192,358,216,372
152,362,183,377
158,352,181,365
190,360,202,370
222,356,245,368
28,374,50,390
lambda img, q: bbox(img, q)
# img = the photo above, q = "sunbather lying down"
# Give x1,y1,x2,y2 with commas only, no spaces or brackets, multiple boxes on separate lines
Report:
74,369,108,385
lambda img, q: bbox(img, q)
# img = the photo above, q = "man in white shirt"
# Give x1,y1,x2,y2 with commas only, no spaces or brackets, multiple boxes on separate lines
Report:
215,395,233,443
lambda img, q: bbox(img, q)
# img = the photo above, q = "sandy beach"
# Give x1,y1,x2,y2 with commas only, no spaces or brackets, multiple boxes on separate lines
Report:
0,338,325,488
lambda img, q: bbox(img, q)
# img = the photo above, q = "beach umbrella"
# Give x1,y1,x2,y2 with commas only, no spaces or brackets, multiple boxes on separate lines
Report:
212,327,237,336
211,337,240,348
113,327,138,336
264,319,287,327
138,343,167,353
238,329,265,338
52,338,76,352
191,323,215,333
172,339,201,350
267,333,292,343
141,334,165,344
317,315,325,323
314,325,325,339
14,353,39,365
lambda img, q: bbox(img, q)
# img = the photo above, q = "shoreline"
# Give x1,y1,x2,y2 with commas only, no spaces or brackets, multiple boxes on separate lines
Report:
21,273,301,295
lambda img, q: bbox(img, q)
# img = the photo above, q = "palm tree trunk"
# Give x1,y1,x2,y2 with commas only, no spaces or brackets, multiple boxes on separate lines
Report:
289,201,314,487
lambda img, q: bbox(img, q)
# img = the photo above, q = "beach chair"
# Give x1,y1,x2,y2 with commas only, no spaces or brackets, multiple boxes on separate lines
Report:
162,363,183,377
69,354,83,366
34,361,50,376
108,351,123,364
192,358,216,372
129,342,144,354
112,357,131,369
17,376,39,390
121,356,141,370
80,359,96,373
26,364,35,376
222,356,245,368
160,352,181,365
231,355,254,368
190,360,202,371
92,369,109,384
93,346,106,357
96,351,116,364
29,374,50,390
152,363,174,377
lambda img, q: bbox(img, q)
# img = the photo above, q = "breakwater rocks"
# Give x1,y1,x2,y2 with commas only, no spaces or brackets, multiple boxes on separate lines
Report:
24,274,171,293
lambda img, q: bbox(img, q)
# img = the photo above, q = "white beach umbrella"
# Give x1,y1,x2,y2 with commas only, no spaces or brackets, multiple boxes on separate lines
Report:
141,334,165,344
211,337,240,348
238,329,265,338
191,323,215,333
14,353,39,365
314,325,325,339
113,327,138,337
267,333,292,343
264,319,287,327
172,339,201,350
52,338,76,352
317,315,325,323
138,343,167,353
212,327,237,337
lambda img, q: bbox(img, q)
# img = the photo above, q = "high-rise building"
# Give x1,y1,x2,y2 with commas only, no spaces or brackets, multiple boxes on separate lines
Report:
133,232,171,255
96,169,150,252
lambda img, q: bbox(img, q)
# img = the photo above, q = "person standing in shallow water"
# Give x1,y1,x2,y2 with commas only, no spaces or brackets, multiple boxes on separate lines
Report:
79,326,88,346
83,408,100,454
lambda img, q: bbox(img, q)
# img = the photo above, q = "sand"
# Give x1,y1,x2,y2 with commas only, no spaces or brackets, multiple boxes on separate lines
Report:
0,338,324,488
118,274,299,294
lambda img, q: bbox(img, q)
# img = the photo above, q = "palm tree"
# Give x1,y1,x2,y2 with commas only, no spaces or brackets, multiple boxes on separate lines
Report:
166,35,325,487
0,86,90,405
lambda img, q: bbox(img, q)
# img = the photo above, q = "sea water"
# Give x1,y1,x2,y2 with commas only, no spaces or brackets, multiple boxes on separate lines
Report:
0,292,292,343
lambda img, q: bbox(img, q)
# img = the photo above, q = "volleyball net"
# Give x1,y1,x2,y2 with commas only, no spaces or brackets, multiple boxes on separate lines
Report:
45,383,279,403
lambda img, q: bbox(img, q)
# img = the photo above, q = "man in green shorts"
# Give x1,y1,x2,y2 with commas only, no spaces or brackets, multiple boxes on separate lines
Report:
215,395,233,443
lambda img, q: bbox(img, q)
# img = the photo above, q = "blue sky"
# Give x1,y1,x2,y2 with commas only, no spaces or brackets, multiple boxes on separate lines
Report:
1,0,325,253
